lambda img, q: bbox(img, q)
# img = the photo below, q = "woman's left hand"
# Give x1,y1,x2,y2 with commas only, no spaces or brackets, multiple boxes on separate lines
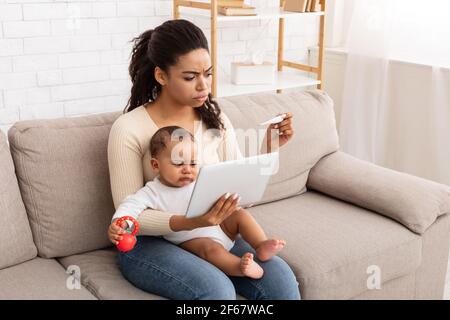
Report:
265,112,294,152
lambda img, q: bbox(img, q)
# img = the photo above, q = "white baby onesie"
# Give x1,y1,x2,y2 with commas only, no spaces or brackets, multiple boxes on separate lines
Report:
112,177,235,250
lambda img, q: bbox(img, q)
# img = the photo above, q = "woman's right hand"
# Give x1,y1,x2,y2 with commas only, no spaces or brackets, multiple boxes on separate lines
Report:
195,193,241,228
108,218,128,245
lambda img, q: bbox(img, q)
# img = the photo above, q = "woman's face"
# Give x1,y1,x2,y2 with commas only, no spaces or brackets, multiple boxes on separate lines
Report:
165,48,213,108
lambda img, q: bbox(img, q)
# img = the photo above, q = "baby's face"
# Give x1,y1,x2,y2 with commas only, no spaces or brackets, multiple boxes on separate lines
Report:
153,140,198,187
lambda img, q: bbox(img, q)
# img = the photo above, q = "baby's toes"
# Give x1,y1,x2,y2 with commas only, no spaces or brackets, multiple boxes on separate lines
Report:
276,239,286,248
241,253,252,265
244,253,253,261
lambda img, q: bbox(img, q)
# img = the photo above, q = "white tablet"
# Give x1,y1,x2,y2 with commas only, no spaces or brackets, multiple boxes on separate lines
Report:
185,152,279,218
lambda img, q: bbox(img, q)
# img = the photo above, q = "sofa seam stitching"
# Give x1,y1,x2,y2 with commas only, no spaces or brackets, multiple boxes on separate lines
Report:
17,133,45,256
13,119,117,134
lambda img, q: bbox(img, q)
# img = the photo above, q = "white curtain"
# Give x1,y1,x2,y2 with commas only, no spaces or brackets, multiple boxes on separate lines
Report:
338,0,450,185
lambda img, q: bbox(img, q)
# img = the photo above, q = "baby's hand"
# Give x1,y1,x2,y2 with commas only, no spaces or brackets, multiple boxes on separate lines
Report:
108,219,128,245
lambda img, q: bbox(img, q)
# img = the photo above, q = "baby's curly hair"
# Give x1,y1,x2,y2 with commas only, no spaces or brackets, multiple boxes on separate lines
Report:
150,126,195,158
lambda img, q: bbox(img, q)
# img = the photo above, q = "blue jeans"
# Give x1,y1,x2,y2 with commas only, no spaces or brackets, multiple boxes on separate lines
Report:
118,236,301,300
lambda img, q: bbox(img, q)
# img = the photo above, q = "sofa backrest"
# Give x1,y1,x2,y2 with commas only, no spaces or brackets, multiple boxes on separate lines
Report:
7,89,339,259
0,130,37,268
8,112,120,258
218,90,339,204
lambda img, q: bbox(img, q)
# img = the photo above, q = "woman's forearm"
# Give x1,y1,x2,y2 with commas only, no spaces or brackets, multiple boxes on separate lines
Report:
136,209,174,236
137,209,201,235
169,215,200,232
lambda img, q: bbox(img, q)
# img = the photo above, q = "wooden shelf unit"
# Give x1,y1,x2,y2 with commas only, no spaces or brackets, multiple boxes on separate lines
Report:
173,0,327,98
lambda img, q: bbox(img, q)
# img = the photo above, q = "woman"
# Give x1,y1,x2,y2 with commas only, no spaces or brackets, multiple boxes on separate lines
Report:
107,19,300,300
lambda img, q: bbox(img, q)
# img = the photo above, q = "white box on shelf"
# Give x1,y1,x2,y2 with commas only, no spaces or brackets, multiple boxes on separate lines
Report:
230,61,275,85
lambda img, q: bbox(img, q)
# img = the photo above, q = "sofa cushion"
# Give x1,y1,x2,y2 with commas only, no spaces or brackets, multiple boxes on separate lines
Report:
58,248,165,300
247,190,422,299
58,247,247,300
0,130,37,269
57,248,164,300
8,112,120,258
61,191,422,300
218,90,339,204
307,151,450,234
0,257,96,299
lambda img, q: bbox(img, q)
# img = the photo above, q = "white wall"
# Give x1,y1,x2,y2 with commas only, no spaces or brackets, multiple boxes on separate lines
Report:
309,47,346,130
0,0,320,134
313,47,450,186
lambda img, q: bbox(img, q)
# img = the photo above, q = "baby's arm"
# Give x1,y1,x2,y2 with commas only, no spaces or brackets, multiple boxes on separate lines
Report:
109,186,154,244
109,184,161,244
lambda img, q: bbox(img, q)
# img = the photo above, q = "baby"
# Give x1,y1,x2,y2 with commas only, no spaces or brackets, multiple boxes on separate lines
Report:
112,126,286,279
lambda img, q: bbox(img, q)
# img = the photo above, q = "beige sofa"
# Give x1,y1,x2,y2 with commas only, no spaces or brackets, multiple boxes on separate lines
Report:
1,89,449,300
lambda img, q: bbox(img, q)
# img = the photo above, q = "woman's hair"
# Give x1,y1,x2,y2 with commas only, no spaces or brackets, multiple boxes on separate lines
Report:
125,19,224,133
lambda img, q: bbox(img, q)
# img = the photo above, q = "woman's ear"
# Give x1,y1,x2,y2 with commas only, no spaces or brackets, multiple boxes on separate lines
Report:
150,158,160,173
154,67,167,86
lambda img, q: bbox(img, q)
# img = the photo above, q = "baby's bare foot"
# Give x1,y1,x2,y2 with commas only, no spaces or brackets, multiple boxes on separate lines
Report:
240,253,264,279
256,239,286,261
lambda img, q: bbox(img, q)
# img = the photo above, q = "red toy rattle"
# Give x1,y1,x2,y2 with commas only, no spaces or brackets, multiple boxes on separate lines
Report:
115,216,139,252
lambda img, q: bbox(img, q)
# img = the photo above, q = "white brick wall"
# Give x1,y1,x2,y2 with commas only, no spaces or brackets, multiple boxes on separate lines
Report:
0,0,319,134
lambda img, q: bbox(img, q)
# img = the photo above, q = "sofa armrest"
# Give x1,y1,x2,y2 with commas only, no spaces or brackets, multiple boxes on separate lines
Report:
306,151,450,234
